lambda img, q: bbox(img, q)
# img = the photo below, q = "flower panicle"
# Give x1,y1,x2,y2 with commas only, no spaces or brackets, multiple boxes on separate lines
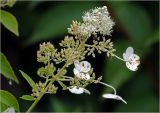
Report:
33,6,140,107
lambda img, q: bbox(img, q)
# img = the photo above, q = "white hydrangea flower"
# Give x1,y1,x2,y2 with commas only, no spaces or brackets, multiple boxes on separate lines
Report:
73,60,91,80
79,6,115,37
3,107,15,113
68,86,90,94
123,47,140,71
102,93,127,104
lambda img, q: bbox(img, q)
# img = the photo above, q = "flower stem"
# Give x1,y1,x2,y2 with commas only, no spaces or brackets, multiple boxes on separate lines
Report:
99,82,116,95
112,54,125,62
26,62,68,113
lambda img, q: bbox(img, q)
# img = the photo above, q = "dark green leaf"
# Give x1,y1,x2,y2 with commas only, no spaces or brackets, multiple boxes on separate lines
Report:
109,2,152,43
0,103,8,112
0,52,19,84
20,95,35,101
19,70,37,90
144,29,159,47
28,2,100,45
28,1,42,10
0,90,20,112
0,10,19,36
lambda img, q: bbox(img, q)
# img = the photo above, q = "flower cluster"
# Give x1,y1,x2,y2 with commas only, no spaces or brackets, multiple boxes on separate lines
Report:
35,6,140,104
20,6,141,111
68,6,115,38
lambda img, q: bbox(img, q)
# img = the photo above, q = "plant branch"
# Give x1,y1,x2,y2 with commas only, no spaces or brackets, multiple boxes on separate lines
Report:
26,62,68,113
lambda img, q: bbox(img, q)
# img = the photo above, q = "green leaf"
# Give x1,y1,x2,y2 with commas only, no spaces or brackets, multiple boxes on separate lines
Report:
0,52,19,84
144,29,159,47
0,103,8,112
20,95,35,101
0,90,20,112
19,70,37,90
27,2,100,45
0,10,19,36
109,2,152,43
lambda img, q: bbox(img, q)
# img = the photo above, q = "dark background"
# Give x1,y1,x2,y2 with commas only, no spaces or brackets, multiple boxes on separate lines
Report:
1,1,159,112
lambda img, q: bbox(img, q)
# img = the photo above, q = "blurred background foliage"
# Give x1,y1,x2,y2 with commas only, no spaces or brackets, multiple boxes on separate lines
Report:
1,1,159,112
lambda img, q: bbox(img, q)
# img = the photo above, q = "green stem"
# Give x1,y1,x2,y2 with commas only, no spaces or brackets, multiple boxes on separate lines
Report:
26,62,68,113
85,44,125,62
27,38,87,113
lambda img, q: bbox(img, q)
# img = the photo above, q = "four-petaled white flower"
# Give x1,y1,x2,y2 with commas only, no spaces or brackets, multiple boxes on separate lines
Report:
73,60,91,80
123,47,140,71
102,93,127,104
68,86,90,95
3,107,15,113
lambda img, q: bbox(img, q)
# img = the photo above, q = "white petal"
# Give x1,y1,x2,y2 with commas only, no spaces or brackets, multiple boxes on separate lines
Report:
69,86,84,94
126,62,138,71
129,54,140,61
102,94,127,104
75,72,90,80
73,68,80,76
123,53,127,61
80,61,91,73
74,60,81,71
83,88,91,95
3,107,15,113
124,47,134,60
84,73,90,80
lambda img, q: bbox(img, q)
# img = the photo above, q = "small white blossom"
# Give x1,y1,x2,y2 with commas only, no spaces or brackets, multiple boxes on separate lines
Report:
78,6,115,37
102,93,127,104
9,80,12,85
3,107,15,113
73,60,91,80
68,86,90,95
123,47,140,71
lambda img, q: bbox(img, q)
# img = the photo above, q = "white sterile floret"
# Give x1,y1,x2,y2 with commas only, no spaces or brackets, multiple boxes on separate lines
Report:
68,86,90,95
123,47,140,71
73,60,91,80
80,6,115,37
3,107,15,113
102,94,127,104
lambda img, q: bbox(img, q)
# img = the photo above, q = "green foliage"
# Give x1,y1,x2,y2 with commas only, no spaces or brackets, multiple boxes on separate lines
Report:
0,90,20,112
0,102,8,112
145,29,159,47
0,52,19,84
20,95,35,101
109,2,152,43
28,2,100,44
50,98,73,112
114,73,158,112
0,10,19,36
19,70,37,90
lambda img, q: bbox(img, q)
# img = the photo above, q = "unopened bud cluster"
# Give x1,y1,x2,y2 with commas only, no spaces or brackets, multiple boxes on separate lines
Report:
31,81,58,97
